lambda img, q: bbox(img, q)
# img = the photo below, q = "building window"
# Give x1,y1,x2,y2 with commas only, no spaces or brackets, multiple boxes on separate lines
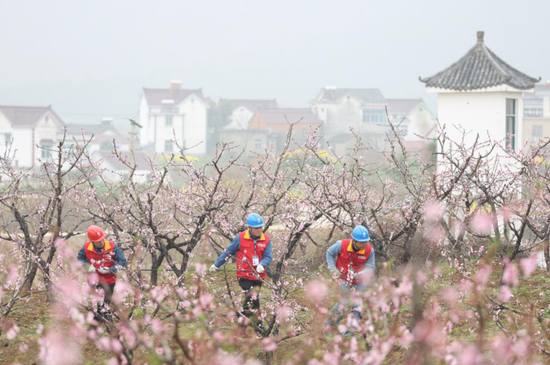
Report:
506,99,516,151
525,108,543,118
41,143,53,160
532,125,543,143
164,140,173,153
165,115,173,127
255,139,262,152
268,137,276,152
363,108,386,123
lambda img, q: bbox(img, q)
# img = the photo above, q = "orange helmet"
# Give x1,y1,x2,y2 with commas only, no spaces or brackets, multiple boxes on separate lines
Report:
87,225,106,242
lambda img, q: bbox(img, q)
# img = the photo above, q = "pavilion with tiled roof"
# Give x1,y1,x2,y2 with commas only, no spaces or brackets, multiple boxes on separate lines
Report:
420,31,539,92
421,31,540,167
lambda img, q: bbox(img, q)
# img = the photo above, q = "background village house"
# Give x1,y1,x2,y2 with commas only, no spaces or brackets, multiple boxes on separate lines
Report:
0,105,66,168
223,107,321,156
523,82,550,147
311,87,435,137
222,99,279,130
311,87,388,138
139,80,208,156
385,98,435,142
311,87,436,158
65,118,130,155
209,99,279,154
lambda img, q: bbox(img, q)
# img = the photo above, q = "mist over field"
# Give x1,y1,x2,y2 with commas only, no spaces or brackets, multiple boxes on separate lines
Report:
1,1,550,364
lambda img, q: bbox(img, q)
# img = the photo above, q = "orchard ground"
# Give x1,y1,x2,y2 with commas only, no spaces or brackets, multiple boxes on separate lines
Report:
2,254,550,364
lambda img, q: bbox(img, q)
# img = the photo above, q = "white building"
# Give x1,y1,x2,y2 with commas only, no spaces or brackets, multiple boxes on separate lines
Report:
311,87,435,143
386,99,436,141
523,82,550,146
139,80,209,155
221,99,279,130
420,31,539,157
311,87,387,138
0,105,66,168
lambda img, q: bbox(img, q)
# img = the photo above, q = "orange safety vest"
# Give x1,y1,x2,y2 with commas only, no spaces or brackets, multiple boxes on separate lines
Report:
335,239,372,284
84,240,117,285
236,230,269,281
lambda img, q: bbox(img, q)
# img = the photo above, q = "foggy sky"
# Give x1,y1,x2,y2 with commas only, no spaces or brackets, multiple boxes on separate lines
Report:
1,0,549,124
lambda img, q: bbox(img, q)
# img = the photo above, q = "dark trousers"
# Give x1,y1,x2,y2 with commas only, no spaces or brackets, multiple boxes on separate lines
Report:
238,278,262,316
96,282,116,305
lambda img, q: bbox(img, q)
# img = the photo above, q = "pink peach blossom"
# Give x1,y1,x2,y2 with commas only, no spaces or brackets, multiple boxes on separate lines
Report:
520,253,538,278
470,214,493,235
498,285,513,302
305,280,328,303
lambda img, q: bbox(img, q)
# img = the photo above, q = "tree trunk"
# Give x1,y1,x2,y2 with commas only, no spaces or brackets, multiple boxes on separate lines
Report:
150,255,164,287
44,244,58,303
408,230,430,365
402,226,418,265
178,253,190,286
545,240,550,272
43,265,56,303
21,261,38,294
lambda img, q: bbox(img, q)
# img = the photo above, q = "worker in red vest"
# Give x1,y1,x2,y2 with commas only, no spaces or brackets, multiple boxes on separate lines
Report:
209,213,273,332
77,225,127,321
325,225,375,335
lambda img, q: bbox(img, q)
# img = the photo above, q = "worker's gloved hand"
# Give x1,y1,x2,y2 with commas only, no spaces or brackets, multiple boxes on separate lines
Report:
209,264,218,272
256,264,265,274
340,279,352,288
88,265,97,273
97,267,110,274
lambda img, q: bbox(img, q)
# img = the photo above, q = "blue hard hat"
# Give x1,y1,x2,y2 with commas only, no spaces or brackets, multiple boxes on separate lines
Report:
351,225,370,242
246,213,264,228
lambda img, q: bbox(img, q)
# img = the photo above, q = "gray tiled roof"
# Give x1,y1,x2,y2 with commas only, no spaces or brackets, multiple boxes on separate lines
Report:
0,105,65,128
420,31,539,91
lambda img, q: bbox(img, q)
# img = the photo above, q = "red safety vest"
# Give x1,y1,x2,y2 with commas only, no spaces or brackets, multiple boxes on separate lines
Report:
236,230,269,281
84,240,117,285
335,239,372,284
